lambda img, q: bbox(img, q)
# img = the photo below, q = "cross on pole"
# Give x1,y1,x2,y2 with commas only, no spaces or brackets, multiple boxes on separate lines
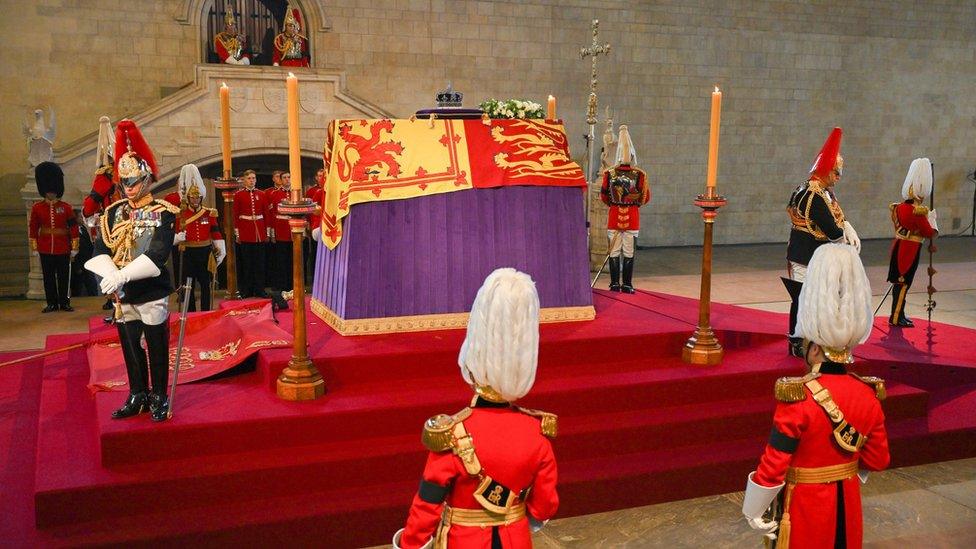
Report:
579,19,611,125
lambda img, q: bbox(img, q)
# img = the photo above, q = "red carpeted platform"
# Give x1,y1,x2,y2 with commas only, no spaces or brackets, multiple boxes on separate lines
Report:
3,290,976,547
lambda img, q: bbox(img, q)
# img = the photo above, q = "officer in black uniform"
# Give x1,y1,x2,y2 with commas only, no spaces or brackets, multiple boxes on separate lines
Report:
85,119,179,422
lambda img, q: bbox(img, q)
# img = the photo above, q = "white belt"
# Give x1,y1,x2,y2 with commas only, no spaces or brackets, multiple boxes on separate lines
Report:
240,214,263,220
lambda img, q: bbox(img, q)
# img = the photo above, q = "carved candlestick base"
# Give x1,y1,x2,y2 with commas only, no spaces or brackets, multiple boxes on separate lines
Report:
276,193,325,401
681,190,727,366
213,176,240,300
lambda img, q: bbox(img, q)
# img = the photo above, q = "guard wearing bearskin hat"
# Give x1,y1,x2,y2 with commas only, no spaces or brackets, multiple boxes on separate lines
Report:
272,5,310,67
394,268,559,549
174,164,226,311
743,243,889,549
29,161,79,312
784,128,861,357
214,10,251,65
85,119,180,422
887,158,939,327
600,125,650,294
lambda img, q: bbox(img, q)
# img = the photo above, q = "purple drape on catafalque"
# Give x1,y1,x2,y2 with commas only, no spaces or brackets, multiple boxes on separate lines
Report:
311,185,591,319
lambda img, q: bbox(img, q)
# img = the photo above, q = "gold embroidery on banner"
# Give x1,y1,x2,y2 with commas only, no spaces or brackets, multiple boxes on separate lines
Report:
168,346,195,371
310,298,595,336
226,307,262,317
198,339,241,361
246,339,289,350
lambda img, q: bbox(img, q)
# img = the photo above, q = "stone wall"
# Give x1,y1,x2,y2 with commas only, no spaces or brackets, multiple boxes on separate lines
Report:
2,1,974,257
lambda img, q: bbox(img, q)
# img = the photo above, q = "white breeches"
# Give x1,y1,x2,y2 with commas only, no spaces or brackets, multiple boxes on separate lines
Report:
608,230,638,258
118,297,169,325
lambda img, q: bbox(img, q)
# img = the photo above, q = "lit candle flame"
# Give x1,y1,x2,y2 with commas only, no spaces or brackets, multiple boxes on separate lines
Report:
714,86,720,93
221,82,228,89
288,72,296,79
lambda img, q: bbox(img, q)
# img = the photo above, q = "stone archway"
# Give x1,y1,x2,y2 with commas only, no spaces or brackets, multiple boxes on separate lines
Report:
22,63,390,298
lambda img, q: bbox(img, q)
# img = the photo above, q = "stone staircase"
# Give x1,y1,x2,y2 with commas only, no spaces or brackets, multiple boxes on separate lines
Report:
0,207,28,297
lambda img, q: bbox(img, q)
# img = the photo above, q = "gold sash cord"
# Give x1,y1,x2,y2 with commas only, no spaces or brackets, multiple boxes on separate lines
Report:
778,461,858,549
434,505,526,549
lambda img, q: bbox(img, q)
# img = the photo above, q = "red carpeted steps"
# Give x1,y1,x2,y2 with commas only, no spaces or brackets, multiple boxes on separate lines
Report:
25,291,976,548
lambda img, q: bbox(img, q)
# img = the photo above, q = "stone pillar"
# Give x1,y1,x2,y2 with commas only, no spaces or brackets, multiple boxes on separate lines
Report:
20,173,44,300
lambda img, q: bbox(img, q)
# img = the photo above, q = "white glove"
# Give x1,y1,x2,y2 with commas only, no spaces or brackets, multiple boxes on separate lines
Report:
234,228,240,243
214,240,226,266
173,231,186,245
70,249,79,259
391,528,431,549
84,213,100,229
99,255,161,295
85,254,119,279
858,469,869,484
31,250,39,257
312,227,321,242
273,62,279,67
742,471,783,534
224,57,240,65
927,209,939,232
267,227,274,241
843,221,861,253
239,57,251,66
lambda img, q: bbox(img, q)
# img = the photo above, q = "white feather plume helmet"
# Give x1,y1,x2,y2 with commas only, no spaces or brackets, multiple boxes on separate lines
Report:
901,157,932,201
458,268,541,402
95,116,115,170
614,124,638,166
792,243,873,362
178,164,206,201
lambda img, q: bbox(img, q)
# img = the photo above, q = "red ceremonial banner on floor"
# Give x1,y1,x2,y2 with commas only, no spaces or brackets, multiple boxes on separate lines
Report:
87,302,292,392
319,118,585,249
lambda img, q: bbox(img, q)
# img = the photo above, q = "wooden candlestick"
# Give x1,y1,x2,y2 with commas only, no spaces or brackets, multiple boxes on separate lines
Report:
681,192,727,365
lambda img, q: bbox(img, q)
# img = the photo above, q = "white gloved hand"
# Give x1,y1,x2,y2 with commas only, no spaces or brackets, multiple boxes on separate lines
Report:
100,270,125,295
273,62,280,67
85,213,100,229
843,221,861,253
391,528,431,549
234,228,240,243
70,249,79,259
858,469,869,484
173,231,186,245
267,227,274,242
214,240,226,266
31,250,39,257
528,515,548,533
746,516,779,533
927,209,939,232
239,57,251,66
312,227,321,242
224,57,240,65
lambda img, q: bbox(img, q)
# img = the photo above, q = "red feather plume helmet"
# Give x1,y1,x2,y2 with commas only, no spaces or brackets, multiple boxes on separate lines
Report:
114,119,158,188
809,127,843,182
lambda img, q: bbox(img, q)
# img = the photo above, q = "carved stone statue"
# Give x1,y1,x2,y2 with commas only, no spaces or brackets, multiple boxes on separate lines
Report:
24,107,56,167
599,106,616,174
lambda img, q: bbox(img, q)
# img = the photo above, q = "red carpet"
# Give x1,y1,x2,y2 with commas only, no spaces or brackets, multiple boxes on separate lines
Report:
2,290,975,547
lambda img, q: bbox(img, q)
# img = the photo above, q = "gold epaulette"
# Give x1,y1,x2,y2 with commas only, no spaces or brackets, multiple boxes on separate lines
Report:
151,199,181,214
912,204,929,216
207,207,218,216
515,407,558,438
774,373,820,402
849,373,886,400
421,407,472,452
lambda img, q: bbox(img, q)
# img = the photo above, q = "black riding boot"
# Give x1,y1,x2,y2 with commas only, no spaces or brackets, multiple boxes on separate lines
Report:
144,322,171,422
608,257,621,292
889,283,914,327
112,320,149,419
788,297,804,357
621,258,636,294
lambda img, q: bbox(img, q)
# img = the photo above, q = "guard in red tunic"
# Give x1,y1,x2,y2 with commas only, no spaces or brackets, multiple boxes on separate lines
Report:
743,243,889,549
174,164,226,311
785,128,861,357
268,171,293,291
233,169,269,298
272,7,310,68
394,268,559,549
214,11,251,65
600,125,650,294
887,157,938,328
306,168,326,279
29,162,79,312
